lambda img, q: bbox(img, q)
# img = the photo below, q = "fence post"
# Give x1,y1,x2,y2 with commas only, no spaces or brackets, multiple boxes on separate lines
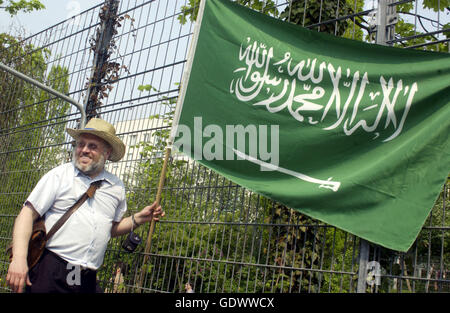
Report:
357,239,370,293
356,0,390,293
83,0,120,120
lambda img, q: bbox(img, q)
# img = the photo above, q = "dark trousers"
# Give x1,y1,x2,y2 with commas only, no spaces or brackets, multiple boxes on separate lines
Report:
25,249,98,293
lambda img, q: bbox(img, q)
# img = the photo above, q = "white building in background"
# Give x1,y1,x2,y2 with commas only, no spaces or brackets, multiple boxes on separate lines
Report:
105,117,167,181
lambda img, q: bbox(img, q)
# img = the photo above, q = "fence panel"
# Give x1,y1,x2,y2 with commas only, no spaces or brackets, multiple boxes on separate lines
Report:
0,0,448,293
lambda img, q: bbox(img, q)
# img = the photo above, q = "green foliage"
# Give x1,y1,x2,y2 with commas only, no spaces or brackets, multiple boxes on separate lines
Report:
423,0,450,11
0,33,71,214
417,181,449,268
262,203,324,292
178,0,278,25
0,0,45,16
280,0,364,38
376,0,441,51
393,18,443,50
394,1,449,52
178,0,448,51
178,0,365,39
444,23,450,39
321,227,358,292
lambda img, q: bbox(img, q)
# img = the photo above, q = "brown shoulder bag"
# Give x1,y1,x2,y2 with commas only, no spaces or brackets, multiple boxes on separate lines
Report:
6,180,102,269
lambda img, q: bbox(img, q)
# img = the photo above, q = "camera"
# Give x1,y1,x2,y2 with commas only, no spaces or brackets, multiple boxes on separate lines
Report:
121,231,142,253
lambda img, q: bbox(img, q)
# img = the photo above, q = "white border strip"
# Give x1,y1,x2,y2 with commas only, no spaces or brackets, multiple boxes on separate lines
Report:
168,0,208,145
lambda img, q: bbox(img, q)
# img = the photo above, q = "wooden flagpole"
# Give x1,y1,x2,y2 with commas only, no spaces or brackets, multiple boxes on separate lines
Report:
135,145,171,291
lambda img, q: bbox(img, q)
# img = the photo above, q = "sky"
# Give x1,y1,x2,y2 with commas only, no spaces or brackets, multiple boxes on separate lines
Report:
0,0,104,36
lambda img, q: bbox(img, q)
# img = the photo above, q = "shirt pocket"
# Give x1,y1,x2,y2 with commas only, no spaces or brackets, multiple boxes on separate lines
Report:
92,190,120,221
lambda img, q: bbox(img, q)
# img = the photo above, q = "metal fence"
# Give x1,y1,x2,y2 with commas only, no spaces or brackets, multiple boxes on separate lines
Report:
0,0,448,293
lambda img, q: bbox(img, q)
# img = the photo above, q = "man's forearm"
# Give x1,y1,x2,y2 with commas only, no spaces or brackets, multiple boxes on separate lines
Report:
6,205,38,293
11,205,37,260
111,215,140,237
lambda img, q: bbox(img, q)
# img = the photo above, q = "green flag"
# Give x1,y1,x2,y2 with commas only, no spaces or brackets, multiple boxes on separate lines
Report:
171,0,450,252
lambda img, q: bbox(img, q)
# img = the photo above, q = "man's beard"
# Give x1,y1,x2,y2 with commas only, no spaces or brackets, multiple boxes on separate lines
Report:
73,152,106,176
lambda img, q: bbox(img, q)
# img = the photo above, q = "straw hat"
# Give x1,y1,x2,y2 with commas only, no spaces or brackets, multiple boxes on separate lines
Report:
66,118,126,162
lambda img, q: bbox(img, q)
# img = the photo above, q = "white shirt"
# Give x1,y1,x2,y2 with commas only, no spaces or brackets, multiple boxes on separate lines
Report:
26,162,127,270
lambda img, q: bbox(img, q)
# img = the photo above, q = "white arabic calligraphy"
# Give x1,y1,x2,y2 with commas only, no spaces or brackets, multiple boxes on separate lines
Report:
230,37,419,142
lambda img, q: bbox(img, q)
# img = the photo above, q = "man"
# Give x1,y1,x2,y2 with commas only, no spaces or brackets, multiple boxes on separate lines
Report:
6,118,164,293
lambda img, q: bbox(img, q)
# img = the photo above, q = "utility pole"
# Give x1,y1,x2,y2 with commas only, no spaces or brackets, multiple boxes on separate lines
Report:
357,0,399,293
375,0,398,46
83,0,120,120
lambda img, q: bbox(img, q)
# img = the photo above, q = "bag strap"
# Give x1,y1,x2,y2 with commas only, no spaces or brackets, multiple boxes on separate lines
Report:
45,180,102,241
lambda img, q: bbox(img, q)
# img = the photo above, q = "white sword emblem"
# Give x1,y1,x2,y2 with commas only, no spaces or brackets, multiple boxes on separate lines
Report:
233,149,341,192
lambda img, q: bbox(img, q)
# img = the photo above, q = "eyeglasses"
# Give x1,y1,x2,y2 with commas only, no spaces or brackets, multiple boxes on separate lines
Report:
75,141,101,152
